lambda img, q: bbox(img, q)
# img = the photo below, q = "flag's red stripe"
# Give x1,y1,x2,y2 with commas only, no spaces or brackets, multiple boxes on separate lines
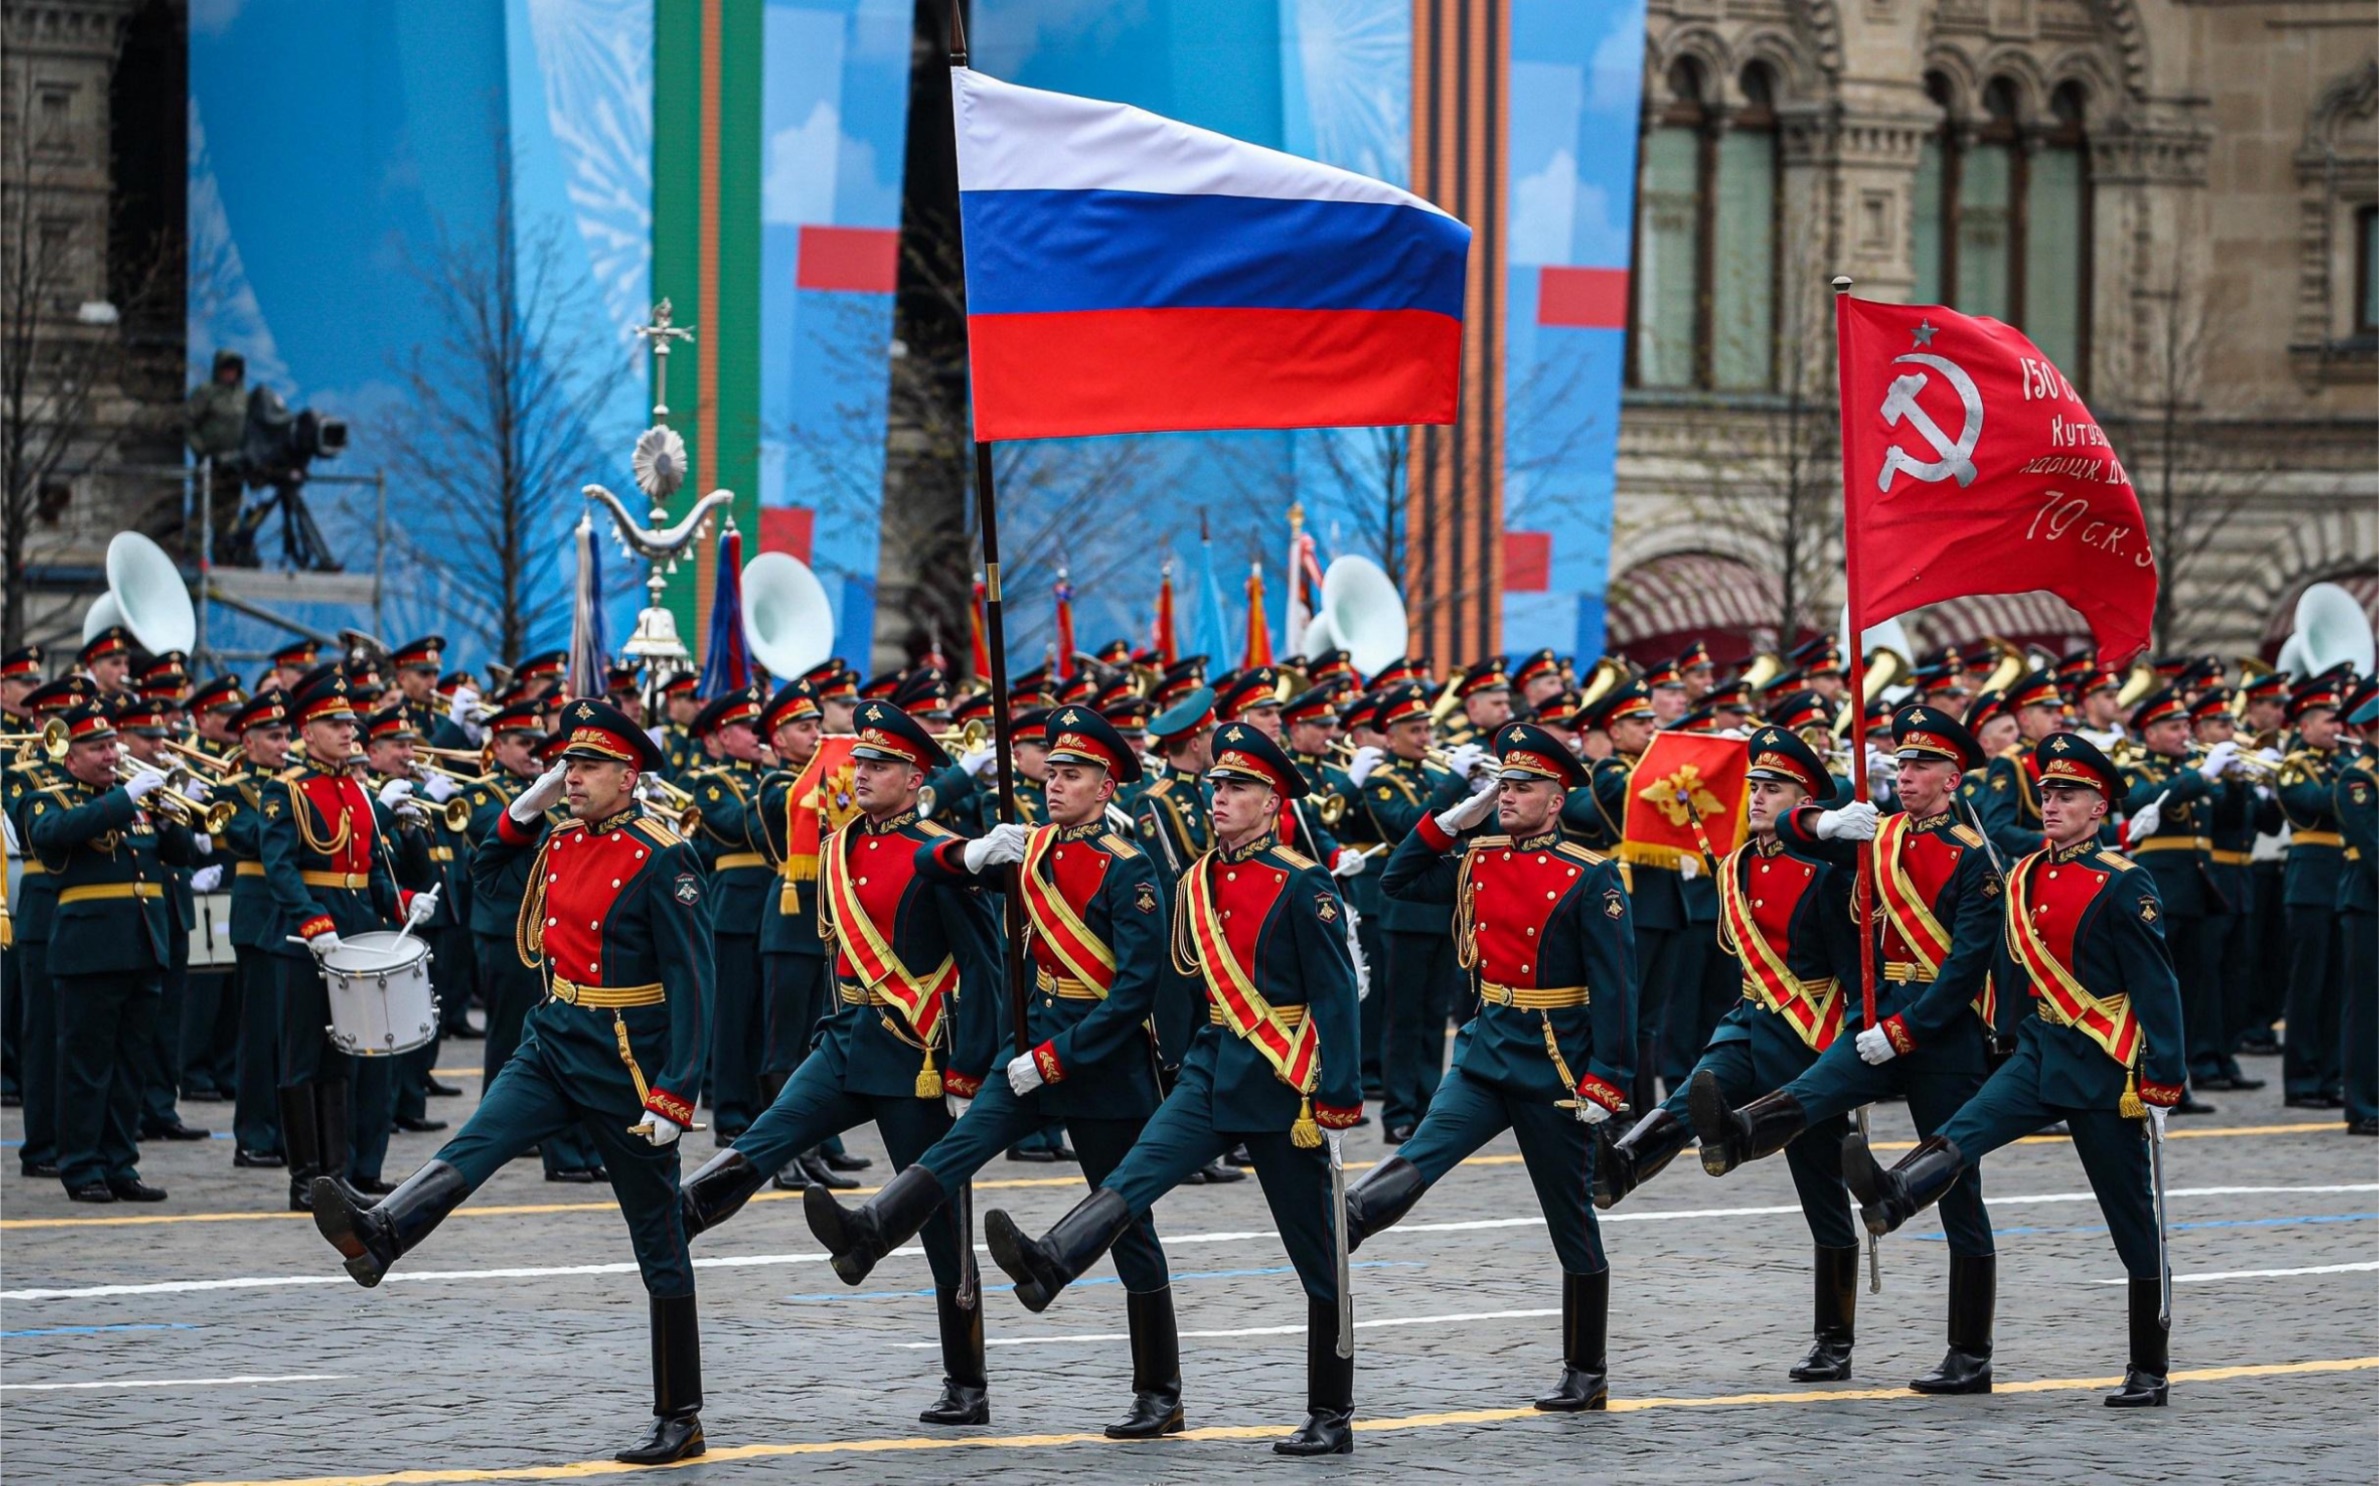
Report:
967,307,1462,440
1537,266,1629,329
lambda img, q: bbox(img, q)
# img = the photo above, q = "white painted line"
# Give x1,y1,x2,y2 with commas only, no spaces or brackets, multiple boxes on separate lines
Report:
2091,1261,2379,1286
6,1184,2369,1303
0,1372,349,1392
906,1306,1566,1348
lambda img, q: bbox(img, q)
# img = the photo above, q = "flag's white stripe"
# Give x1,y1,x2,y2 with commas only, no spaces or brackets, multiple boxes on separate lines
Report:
952,67,1450,216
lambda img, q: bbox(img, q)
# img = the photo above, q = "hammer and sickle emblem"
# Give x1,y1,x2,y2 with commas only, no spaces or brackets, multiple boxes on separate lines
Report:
1877,353,1983,491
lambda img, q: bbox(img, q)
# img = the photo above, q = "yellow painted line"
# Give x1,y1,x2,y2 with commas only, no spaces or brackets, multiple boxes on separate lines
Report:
167,1356,2379,1486
1,1122,2343,1232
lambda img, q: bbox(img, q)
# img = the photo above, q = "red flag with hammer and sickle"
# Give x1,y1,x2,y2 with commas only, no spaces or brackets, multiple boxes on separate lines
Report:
1836,295,2158,664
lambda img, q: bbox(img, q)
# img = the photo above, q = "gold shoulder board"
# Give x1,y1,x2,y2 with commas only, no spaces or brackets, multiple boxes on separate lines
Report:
916,818,955,838
633,817,684,848
1101,832,1142,859
1270,844,1318,871
1468,833,1513,850
2097,849,2137,873
1556,840,1608,866
1950,823,1985,848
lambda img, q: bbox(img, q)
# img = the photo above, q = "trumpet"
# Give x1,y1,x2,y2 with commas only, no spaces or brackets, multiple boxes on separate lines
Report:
2,718,70,761
931,719,991,754
418,743,494,769
159,737,239,778
412,758,492,789
119,760,234,833
637,776,704,834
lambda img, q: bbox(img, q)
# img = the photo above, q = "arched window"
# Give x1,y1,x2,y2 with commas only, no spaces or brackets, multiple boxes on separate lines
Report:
1913,74,2092,380
1630,59,1781,391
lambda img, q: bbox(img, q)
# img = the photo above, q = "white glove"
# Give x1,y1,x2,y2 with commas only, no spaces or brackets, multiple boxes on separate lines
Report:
2255,746,2283,769
449,684,480,719
1007,1050,1044,1096
2197,739,2238,781
634,1114,682,1147
2128,789,2169,840
1854,1025,1897,1065
419,773,460,804
1347,745,1385,786
1447,743,1489,781
2144,1103,2169,1139
646,725,667,748
404,886,440,928
1816,801,1880,841
191,833,212,855
945,1093,973,1120
1677,853,1702,882
1434,785,1498,836
394,801,428,827
1,812,16,854
306,930,344,959
1578,1098,1613,1126
190,864,225,892
1331,847,1368,878
508,762,568,822
960,747,998,780
1324,1127,1345,1163
378,778,416,808
124,765,168,803
180,778,213,803
963,822,1030,873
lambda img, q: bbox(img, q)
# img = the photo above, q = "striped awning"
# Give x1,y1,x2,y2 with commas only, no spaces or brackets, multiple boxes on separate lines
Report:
1606,552,1783,651
1901,590,2090,654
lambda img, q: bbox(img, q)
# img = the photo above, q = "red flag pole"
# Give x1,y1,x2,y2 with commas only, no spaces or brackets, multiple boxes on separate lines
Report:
1833,274,1878,1032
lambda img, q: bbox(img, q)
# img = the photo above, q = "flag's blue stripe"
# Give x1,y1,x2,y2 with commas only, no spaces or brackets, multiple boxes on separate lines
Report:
960,188,1468,318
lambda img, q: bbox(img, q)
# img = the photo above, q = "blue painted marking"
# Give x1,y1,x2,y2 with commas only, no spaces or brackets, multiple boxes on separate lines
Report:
1909,1212,2374,1241
783,1260,1422,1305
0,1323,199,1338
4,1133,233,1147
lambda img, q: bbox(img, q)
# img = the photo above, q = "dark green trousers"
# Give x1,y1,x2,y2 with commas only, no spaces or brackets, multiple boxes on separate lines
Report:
55,970,160,1189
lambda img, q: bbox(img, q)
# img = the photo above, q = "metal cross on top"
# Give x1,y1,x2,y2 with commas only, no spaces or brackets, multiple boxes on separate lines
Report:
633,299,697,420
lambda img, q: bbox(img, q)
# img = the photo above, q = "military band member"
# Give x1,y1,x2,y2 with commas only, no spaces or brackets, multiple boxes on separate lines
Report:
267,639,317,694
312,700,714,1464
1597,726,1870,1380
2115,686,2233,1110
109,696,214,1147
2234,670,2294,1055
362,706,464,1133
213,691,294,1167
676,701,1004,1427
1975,670,2065,858
652,673,700,780
2183,690,2273,1092
684,685,774,1139
1512,648,1566,713
23,700,196,1200
1563,681,1652,851
2338,694,2379,1135
1288,682,1381,1093
1433,656,1513,755
386,636,446,740
1349,723,1636,1409
6,679,96,1173
1691,704,2004,1395
2276,680,2349,1108
810,707,1189,1438
1846,732,2184,1407
79,624,136,697
982,722,1362,1455
1,643,47,1109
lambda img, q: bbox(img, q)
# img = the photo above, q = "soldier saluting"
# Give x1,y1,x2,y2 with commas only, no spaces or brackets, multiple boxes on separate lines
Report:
1846,732,2186,1407
1349,723,1637,1410
808,706,1187,1439
980,721,1362,1457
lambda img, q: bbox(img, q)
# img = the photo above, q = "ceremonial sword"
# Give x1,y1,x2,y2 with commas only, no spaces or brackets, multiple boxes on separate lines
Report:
1328,1130,1353,1359
2146,1106,2172,1326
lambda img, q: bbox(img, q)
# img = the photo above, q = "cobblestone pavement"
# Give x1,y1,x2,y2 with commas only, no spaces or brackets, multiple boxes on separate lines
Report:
2,1055,2374,1486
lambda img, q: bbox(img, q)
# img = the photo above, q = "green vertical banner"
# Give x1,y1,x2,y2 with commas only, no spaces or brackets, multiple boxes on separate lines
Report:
653,0,763,663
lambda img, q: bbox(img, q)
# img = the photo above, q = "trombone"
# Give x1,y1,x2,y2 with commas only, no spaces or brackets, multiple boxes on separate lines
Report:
118,760,234,833
159,737,240,778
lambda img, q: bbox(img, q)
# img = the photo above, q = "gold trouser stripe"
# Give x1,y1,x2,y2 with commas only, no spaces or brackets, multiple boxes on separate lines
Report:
549,977,666,1008
1883,962,1935,984
1210,1002,1307,1027
713,852,769,870
18,862,44,875
59,882,165,904
1035,968,1103,1000
235,861,265,877
1477,981,1590,1010
2293,831,2344,848
2208,849,2251,867
300,870,370,889
2131,836,2212,854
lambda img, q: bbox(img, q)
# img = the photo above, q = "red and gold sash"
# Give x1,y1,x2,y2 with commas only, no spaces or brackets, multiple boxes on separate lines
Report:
2004,851,2139,1068
1715,846,1844,1051
1018,826,1116,996
820,823,954,1048
1871,814,1951,975
1179,854,1320,1104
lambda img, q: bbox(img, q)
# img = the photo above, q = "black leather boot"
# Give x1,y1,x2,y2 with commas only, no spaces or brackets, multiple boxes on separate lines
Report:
1594,1107,1692,1209
805,1163,945,1285
280,1084,320,1212
678,1149,769,1238
2104,1276,2169,1407
1690,1072,1806,1177
918,1286,989,1425
1790,1244,1859,1381
312,1160,470,1287
1344,1156,1427,1251
1534,1269,1609,1411
983,1188,1134,1313
1106,1286,1185,1438
1843,1132,1967,1237
800,1150,859,1190
1275,1297,1354,1455
1910,1253,1995,1395
616,1293,705,1462
316,1077,374,1200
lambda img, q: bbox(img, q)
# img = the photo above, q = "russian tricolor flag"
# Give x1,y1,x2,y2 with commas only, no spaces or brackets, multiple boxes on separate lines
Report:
952,67,1471,442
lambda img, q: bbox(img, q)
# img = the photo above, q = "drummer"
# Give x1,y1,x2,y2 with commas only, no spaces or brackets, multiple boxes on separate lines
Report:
362,705,459,1137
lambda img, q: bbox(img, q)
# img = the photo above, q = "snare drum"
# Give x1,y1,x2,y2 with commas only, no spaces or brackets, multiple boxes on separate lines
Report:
319,930,439,1056
192,891,237,967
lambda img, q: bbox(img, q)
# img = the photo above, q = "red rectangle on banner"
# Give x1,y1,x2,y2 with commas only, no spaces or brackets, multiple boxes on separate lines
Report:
760,505,814,563
797,226,900,293
1537,266,1629,328
1503,530,1552,591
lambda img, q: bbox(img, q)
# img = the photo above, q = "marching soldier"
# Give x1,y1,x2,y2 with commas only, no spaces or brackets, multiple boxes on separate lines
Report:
112,696,214,1146
1597,726,1870,1380
1348,680,1483,1141
1432,657,1513,753
981,721,1363,1456
6,677,94,1172
2188,690,2274,1092
2118,686,2232,1111
675,701,1005,1428
387,636,445,739
1562,681,1652,852
1975,669,2065,858
1689,704,2004,1396
684,686,775,1140
79,625,136,697
2235,670,2294,1055
361,706,464,1133
654,673,701,780
467,701,607,1181
1512,648,1566,713
311,700,715,1464
267,640,317,694
1846,732,2183,1407
808,707,1189,1439
1348,722,1637,1409
2338,694,2378,1136
2276,679,2350,1108
2,643,47,1109
212,690,295,1168
1287,682,1381,1095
